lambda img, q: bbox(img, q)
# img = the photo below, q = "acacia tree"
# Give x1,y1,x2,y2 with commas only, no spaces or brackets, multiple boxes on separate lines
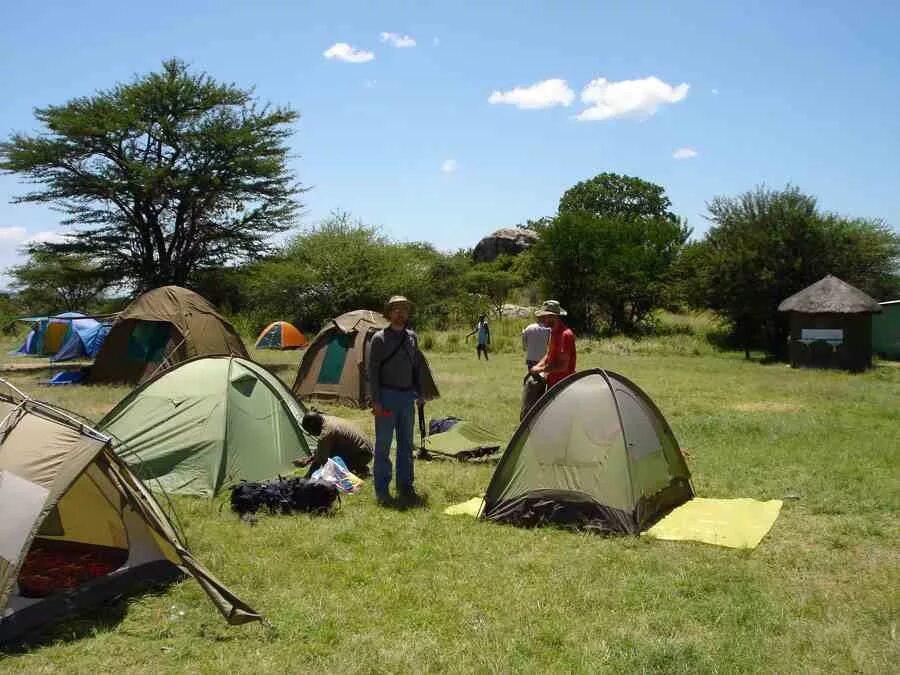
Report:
0,59,301,291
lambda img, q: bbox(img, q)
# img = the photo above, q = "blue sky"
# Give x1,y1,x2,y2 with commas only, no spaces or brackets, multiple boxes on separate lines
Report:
2,0,900,287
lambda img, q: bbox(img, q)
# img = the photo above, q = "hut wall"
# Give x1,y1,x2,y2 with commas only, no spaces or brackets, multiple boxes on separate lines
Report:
788,312,873,372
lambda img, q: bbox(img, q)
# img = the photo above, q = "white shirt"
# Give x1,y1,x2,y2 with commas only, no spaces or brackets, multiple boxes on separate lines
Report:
522,323,551,362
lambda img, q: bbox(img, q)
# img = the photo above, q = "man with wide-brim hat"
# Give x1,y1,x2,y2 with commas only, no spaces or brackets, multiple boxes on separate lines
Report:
368,294,424,505
529,300,576,389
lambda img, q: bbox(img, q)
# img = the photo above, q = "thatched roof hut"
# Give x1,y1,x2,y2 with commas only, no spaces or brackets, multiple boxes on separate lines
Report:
778,275,882,314
778,275,881,372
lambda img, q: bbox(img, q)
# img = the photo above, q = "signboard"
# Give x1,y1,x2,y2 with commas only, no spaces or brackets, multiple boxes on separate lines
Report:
800,328,843,343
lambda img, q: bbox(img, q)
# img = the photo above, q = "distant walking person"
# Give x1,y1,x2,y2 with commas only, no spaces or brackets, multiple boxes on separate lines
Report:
466,314,491,360
521,321,551,371
368,295,425,505
529,300,576,388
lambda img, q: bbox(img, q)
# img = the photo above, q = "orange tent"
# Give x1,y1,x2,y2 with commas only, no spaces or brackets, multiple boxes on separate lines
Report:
255,321,308,349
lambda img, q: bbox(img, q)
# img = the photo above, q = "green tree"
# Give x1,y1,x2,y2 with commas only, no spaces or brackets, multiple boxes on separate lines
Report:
463,257,522,318
685,185,900,358
0,59,300,291
559,172,679,222
530,212,690,334
8,245,111,314
244,212,453,332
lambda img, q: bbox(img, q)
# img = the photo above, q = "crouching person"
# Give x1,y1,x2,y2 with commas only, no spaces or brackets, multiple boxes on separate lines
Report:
294,411,373,478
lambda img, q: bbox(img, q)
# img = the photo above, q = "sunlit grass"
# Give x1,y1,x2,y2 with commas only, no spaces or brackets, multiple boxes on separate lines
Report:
1,331,898,673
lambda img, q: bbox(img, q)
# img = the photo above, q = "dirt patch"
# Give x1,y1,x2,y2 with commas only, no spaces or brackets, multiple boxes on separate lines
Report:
731,401,803,413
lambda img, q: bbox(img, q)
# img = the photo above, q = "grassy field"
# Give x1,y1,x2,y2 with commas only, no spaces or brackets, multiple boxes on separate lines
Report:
0,328,898,673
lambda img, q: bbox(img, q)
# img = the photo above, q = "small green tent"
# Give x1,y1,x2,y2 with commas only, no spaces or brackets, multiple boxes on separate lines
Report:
99,356,314,497
482,369,692,534
424,421,503,461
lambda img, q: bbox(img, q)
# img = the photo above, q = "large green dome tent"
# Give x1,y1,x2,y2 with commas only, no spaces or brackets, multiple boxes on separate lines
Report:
482,369,693,534
99,356,314,497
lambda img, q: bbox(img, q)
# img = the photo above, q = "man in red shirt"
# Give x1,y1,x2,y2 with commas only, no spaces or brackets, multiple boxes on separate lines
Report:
529,300,576,387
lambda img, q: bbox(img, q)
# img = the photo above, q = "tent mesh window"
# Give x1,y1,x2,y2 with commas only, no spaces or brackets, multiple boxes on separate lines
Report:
318,333,353,384
127,321,171,362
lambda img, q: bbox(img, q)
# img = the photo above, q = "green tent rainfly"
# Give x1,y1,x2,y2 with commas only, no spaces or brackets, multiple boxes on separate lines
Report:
482,369,693,534
99,356,315,497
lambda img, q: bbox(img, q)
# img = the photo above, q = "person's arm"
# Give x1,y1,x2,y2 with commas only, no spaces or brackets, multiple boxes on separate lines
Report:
485,325,491,344
368,334,384,413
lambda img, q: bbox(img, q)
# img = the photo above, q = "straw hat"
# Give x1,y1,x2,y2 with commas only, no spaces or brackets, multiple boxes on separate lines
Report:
385,295,412,314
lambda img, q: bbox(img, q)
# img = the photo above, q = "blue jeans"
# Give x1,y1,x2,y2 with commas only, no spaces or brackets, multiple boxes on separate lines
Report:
374,388,417,498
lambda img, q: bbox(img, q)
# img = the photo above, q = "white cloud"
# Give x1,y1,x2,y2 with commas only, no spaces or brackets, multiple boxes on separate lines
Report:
672,147,698,160
0,227,26,241
25,230,71,245
323,43,375,63
488,79,575,110
711,88,719,95
364,79,377,89
440,159,459,174
432,37,440,47
576,76,689,121
380,32,416,48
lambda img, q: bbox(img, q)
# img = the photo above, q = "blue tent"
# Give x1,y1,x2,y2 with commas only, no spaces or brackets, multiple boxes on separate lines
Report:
50,319,112,362
11,312,87,357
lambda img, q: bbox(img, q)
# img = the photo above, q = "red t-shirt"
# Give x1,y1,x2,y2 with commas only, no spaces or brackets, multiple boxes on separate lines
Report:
546,322,576,387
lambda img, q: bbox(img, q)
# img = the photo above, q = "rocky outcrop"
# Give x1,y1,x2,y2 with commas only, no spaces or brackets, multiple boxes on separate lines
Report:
473,228,539,263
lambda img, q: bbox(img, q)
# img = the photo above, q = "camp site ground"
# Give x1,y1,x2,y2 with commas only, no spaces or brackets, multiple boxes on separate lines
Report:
1,323,897,673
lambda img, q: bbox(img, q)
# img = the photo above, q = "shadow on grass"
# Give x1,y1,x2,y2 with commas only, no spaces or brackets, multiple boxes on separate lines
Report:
378,491,430,512
2,583,174,653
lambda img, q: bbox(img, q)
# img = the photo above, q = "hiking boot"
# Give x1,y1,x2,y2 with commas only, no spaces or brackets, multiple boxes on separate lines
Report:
375,493,392,507
397,486,426,508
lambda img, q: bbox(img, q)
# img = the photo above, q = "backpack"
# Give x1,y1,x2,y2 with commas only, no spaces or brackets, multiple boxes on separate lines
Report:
230,477,339,516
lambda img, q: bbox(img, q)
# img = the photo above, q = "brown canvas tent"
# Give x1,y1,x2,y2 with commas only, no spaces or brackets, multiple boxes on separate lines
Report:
291,309,439,408
482,369,693,534
0,379,259,645
89,286,248,384
778,275,881,372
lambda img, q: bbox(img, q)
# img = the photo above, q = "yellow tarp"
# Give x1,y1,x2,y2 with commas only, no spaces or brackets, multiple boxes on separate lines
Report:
642,498,783,549
443,497,485,517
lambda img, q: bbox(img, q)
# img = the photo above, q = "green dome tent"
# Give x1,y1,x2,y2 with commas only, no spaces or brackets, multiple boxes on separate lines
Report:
99,356,314,497
482,369,692,534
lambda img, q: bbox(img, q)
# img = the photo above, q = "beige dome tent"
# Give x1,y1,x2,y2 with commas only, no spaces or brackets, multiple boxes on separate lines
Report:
89,286,248,384
482,369,693,534
0,379,259,645
291,309,438,408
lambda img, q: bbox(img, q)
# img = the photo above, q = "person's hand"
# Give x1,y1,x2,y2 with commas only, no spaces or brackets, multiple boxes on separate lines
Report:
372,401,385,417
